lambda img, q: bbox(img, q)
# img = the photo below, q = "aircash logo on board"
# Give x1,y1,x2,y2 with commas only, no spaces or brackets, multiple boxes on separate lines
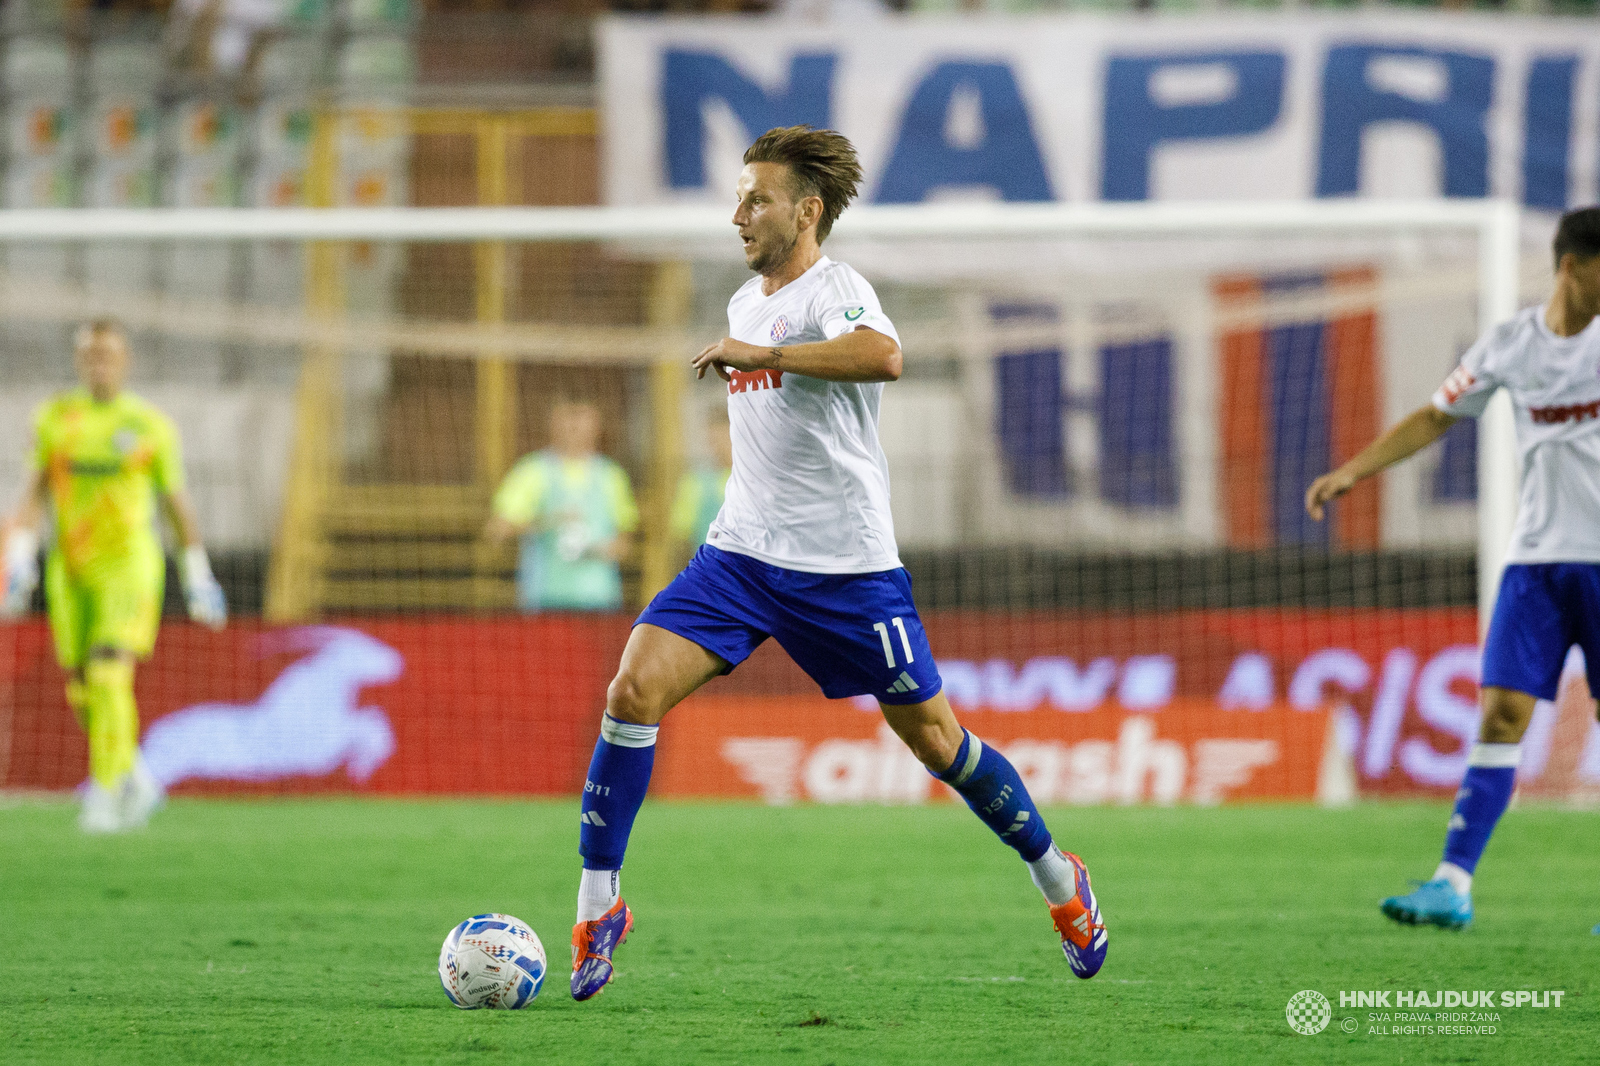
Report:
719,719,1297,806
651,697,1332,807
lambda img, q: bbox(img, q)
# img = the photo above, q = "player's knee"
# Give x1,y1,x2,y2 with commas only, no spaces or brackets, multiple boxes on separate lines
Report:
605,670,665,726
907,734,957,772
1479,687,1536,744
891,717,961,772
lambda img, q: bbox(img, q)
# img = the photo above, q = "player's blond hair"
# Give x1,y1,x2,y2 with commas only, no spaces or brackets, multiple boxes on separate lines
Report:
743,126,862,243
74,317,126,351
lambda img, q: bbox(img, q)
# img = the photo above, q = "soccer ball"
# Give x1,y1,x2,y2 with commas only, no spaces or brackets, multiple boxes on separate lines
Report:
438,913,547,1009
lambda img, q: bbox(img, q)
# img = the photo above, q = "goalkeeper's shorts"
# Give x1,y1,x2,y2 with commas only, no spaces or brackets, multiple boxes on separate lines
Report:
45,549,165,669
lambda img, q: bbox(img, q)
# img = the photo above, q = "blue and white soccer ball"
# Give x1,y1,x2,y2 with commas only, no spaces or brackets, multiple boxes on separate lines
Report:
438,913,547,1009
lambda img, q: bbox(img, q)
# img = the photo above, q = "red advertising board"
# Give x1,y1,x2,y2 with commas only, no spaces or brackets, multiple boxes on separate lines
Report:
0,618,624,795
2,608,1596,802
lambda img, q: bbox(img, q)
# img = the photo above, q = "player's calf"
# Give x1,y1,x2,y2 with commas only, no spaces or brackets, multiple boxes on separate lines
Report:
894,704,1110,976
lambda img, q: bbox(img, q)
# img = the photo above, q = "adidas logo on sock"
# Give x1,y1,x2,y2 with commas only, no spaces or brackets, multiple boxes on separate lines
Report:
580,811,608,826
1002,810,1030,836
886,671,920,695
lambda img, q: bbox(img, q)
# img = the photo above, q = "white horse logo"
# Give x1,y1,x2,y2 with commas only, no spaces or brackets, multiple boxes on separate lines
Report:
140,626,402,788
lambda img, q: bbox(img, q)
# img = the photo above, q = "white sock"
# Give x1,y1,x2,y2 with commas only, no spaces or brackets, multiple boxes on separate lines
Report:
1432,861,1472,896
1027,841,1077,906
577,868,621,923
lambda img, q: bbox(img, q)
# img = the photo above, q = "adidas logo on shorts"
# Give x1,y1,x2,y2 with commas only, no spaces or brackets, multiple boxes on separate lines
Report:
886,671,920,695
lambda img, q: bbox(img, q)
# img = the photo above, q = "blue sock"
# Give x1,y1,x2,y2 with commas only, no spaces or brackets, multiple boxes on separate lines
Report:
578,716,658,871
936,730,1053,862
1440,744,1519,880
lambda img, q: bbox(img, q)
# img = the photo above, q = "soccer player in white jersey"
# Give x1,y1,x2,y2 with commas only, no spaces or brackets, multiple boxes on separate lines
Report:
1306,206,1600,929
567,126,1107,1000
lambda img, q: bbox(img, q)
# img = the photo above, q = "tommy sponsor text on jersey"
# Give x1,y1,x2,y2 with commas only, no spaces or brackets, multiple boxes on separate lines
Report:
1433,306,1600,563
707,256,902,574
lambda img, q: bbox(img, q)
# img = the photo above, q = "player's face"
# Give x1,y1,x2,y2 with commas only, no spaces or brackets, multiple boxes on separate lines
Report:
75,330,129,400
1562,253,1600,315
733,163,802,274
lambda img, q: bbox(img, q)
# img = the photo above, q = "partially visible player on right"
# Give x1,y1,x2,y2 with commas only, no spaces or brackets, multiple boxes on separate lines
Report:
1305,206,1600,929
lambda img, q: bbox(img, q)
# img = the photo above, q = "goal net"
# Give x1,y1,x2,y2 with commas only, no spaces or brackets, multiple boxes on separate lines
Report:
4,201,1592,806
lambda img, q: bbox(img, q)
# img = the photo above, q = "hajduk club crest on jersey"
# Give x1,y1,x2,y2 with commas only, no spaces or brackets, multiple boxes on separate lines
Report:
770,316,790,343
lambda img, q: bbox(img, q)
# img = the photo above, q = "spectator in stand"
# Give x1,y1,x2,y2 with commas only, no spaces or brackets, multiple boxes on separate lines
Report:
669,409,733,563
484,398,638,612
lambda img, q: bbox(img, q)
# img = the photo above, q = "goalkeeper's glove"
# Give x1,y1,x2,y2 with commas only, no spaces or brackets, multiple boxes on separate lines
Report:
181,545,227,630
2,528,40,619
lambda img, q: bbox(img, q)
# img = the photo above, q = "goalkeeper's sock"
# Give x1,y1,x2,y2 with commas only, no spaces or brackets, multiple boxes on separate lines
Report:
577,868,621,923
84,657,138,791
936,729,1054,863
1436,743,1519,893
578,715,657,871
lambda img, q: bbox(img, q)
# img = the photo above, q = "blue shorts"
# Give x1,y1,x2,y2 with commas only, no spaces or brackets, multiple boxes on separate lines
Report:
1482,563,1600,701
637,545,944,705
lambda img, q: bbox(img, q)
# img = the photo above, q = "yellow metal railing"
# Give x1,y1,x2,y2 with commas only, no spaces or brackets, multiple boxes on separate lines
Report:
264,106,687,620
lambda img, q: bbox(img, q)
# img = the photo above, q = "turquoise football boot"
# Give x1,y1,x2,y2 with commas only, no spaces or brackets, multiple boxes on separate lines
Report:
1380,879,1472,929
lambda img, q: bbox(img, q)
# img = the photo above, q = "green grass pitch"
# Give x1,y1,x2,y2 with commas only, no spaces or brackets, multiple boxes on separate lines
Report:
3,798,1597,1065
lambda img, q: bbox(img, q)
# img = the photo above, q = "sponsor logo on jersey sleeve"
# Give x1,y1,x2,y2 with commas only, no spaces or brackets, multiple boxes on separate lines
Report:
844,307,865,321
1440,365,1475,405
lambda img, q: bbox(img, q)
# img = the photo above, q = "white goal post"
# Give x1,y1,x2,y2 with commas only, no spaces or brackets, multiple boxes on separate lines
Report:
0,198,1523,623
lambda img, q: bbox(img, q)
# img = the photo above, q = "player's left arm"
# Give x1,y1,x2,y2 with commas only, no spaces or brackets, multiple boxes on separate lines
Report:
692,326,902,384
159,488,205,552
159,486,226,629
153,418,226,629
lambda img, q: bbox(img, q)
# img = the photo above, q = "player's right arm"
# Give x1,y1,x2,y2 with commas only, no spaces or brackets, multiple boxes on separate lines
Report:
1306,334,1500,521
2,470,47,616
1305,406,1458,520
2,409,52,617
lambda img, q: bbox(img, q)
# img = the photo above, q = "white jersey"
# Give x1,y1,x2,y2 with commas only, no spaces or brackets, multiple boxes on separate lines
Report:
706,255,902,573
1433,304,1600,564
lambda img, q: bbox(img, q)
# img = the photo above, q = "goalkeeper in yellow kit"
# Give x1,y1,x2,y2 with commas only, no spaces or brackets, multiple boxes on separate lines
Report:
1,320,226,832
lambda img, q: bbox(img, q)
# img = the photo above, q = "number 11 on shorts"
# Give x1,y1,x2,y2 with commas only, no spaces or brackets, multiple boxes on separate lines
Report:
873,617,915,668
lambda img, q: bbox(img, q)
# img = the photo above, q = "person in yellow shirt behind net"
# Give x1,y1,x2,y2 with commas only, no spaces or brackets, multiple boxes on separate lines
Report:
483,398,639,612
1,319,227,833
